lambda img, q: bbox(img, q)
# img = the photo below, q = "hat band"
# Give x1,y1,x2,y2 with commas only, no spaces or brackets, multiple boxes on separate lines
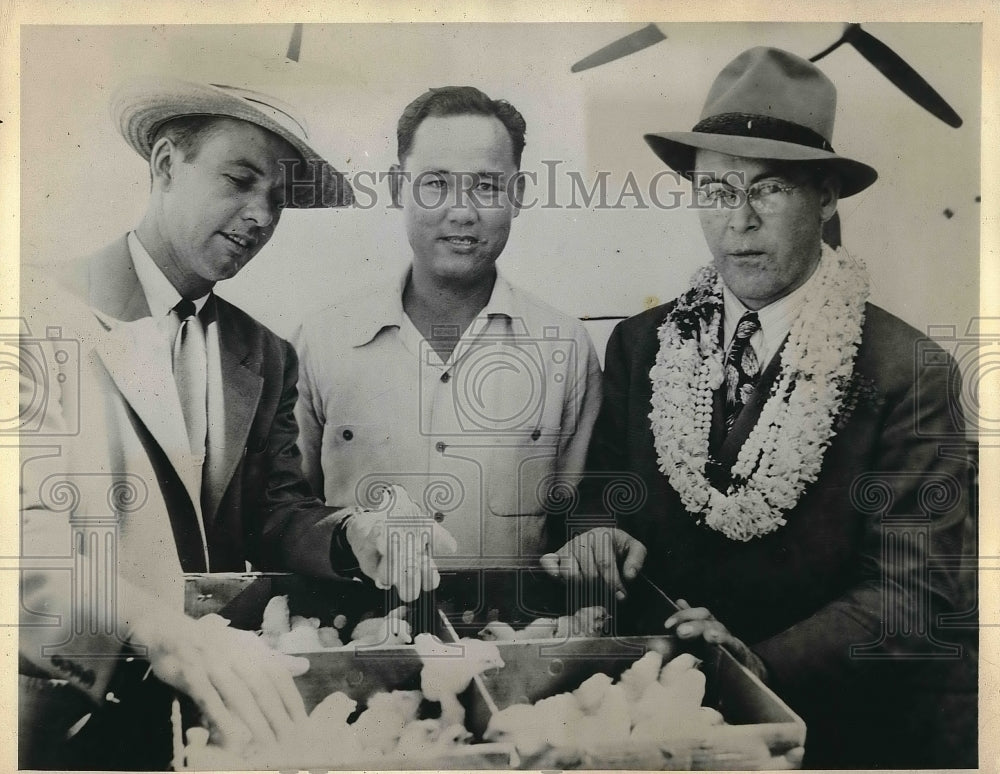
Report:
693,112,834,153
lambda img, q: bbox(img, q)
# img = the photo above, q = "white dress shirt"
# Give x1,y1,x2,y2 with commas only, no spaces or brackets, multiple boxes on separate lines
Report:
128,232,226,564
721,261,823,367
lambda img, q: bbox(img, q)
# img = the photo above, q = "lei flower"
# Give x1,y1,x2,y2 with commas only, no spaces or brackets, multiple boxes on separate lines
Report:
648,244,869,541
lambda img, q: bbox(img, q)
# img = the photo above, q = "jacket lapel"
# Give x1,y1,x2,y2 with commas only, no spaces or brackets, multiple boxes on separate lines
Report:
72,238,210,567
92,313,206,518
201,300,263,527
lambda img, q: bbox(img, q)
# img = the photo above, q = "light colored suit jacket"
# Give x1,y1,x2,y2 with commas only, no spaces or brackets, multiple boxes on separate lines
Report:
19,237,343,708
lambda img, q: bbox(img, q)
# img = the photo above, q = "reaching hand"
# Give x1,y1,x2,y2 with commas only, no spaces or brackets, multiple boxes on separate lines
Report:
664,599,769,682
346,484,458,602
540,527,647,600
129,610,309,752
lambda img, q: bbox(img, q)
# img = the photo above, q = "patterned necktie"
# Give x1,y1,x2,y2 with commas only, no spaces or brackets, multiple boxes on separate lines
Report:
172,299,208,457
724,311,761,432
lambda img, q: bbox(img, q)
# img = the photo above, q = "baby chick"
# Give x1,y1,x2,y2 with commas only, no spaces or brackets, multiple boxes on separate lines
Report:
396,718,442,758
555,605,611,639
477,621,518,641
260,594,291,648
349,605,412,647
416,634,504,727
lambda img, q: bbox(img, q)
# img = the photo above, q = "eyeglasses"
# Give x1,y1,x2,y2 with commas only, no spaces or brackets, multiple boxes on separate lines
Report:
694,181,800,215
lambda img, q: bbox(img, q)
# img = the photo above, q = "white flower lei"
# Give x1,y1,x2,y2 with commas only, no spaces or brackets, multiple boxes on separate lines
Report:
648,244,869,541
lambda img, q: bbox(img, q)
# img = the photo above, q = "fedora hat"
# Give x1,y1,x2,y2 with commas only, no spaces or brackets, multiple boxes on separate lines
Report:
111,76,353,208
644,47,877,197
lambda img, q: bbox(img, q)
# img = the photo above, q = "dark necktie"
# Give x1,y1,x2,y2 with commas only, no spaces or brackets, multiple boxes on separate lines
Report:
724,311,761,432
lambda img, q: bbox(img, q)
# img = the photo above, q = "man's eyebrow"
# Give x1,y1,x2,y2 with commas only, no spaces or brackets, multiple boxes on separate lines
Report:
748,170,791,185
226,158,265,176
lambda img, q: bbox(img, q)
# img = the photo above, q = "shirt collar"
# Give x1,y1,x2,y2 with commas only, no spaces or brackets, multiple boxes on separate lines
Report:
722,258,819,345
348,265,516,348
128,231,210,318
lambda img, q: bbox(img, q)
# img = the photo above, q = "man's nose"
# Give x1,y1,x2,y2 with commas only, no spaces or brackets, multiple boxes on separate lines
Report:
243,193,278,228
446,189,478,223
727,196,761,232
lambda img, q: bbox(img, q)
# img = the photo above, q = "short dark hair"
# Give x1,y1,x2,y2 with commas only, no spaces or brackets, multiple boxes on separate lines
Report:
150,115,226,161
396,86,527,167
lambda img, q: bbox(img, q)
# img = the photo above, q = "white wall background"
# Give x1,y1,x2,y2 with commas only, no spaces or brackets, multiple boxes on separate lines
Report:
20,23,981,359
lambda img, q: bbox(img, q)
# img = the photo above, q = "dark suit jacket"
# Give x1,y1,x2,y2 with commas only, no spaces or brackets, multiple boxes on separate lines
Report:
62,236,345,575
582,300,977,768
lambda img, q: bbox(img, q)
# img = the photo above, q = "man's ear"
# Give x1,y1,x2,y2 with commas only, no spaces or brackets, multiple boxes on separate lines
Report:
388,163,403,208
818,174,840,223
148,137,178,190
511,171,526,219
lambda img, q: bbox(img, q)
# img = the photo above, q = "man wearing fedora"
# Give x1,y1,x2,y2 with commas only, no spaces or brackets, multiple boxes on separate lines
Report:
544,48,976,767
19,78,456,768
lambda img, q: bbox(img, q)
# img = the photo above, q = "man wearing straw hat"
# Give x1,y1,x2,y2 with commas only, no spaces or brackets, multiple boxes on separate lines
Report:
19,78,456,768
544,47,975,767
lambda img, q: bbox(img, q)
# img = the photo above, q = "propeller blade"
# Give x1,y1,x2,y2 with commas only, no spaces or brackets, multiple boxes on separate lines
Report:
822,24,962,128
287,23,303,62
809,28,850,63
571,23,666,73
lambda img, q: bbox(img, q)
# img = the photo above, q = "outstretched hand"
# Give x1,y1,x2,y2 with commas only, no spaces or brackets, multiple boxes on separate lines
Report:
540,527,647,600
665,599,769,682
346,484,458,602
130,610,309,752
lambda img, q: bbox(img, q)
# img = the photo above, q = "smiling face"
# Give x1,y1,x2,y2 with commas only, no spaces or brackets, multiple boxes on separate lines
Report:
396,114,520,289
694,150,839,310
143,117,296,298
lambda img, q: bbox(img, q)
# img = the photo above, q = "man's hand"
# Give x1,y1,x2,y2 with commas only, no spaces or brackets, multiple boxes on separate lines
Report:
129,610,309,752
540,527,647,601
665,599,769,682
346,485,458,602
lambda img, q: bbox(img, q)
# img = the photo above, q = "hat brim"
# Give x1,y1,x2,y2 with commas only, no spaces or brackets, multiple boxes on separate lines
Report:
644,131,877,198
112,78,353,208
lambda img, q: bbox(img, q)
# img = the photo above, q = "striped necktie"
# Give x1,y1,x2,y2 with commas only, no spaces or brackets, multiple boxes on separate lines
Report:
724,311,761,432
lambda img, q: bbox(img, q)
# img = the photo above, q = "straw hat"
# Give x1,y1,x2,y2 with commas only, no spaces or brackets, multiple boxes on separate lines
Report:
111,76,353,207
644,47,877,197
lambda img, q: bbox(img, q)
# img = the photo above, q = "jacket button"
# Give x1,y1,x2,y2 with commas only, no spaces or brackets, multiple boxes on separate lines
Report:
433,511,445,522
435,441,447,453
530,429,541,441
342,429,354,441
440,372,450,383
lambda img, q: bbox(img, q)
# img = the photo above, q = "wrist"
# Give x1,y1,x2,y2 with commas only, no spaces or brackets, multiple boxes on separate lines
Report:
329,509,362,574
